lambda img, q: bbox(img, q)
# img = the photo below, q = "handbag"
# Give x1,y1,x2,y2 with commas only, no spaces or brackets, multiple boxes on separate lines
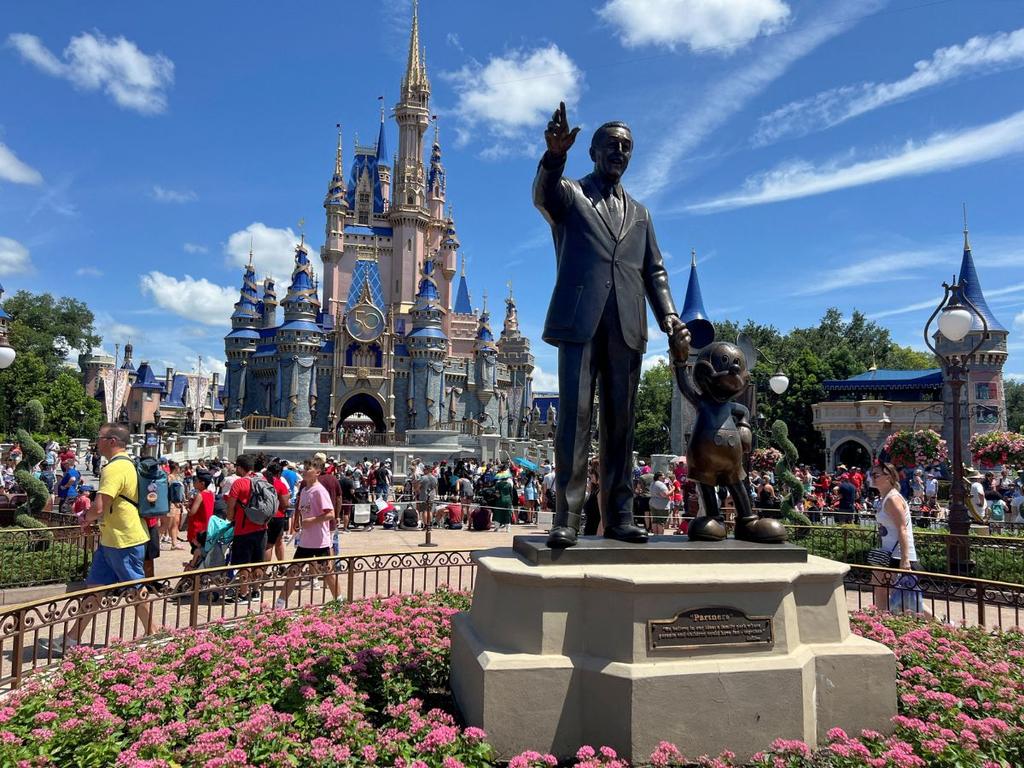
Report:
866,543,895,567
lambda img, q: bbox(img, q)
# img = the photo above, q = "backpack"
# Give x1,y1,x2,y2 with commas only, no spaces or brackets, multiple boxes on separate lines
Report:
401,505,419,528
169,480,185,504
243,475,278,526
110,455,170,518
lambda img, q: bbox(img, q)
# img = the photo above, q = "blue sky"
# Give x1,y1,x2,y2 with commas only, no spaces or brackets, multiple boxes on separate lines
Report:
2,0,1024,390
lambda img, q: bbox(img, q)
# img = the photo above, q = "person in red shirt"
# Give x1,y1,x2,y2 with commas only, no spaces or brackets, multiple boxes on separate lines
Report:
225,454,267,567
185,473,214,553
264,461,292,562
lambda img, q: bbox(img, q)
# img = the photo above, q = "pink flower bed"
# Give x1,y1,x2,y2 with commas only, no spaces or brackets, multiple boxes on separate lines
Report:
1,594,1022,767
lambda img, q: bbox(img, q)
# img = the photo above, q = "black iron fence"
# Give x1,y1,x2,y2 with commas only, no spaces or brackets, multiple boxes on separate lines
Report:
0,525,96,589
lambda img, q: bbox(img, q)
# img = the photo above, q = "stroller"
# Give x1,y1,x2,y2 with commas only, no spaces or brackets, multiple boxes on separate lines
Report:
197,516,234,569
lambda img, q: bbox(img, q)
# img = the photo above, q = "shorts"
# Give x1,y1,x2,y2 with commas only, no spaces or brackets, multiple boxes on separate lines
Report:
230,530,267,566
266,517,287,546
649,506,670,524
87,543,146,587
295,546,331,559
145,523,161,560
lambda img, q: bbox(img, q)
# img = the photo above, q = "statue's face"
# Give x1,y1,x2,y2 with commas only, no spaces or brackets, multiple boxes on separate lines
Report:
694,342,749,401
590,126,633,181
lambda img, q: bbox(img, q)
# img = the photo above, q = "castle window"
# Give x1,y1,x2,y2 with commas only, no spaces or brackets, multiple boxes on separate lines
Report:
976,383,997,401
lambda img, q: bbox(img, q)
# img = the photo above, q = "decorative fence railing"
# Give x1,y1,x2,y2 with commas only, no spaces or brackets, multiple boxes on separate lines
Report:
0,525,96,589
0,549,476,689
786,524,1024,582
242,414,291,431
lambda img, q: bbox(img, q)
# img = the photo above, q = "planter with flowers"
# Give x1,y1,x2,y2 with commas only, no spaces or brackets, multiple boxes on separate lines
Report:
881,429,948,469
750,447,782,473
968,430,1024,469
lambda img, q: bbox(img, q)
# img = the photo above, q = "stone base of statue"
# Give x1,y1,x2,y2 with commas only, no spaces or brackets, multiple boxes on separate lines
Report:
449,537,895,762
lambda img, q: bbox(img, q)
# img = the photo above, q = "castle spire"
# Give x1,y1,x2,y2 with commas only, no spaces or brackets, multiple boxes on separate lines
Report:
402,0,425,97
334,124,344,177
454,253,472,314
376,109,389,166
956,210,1005,333
679,248,715,349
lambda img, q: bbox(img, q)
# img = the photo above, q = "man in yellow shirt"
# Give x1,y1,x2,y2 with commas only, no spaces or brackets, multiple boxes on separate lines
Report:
45,423,154,655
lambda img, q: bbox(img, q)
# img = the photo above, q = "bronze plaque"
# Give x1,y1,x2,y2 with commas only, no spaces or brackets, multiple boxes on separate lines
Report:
647,606,773,651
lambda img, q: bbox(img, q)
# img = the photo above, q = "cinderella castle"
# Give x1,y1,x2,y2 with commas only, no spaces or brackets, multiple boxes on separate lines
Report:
223,2,534,439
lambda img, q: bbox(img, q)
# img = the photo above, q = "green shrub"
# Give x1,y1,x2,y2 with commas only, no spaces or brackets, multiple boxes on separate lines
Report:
0,531,87,587
13,470,48,518
14,429,44,472
23,399,44,432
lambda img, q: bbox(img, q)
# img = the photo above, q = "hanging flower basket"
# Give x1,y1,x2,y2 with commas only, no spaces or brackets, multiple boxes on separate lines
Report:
968,430,1024,469
881,429,948,468
750,447,783,472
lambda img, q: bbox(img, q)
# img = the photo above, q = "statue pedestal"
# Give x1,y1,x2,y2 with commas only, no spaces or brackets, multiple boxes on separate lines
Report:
450,537,895,762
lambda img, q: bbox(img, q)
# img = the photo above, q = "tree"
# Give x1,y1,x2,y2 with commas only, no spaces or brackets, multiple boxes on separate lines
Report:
1006,380,1024,433
0,351,48,435
23,399,44,432
44,371,102,439
634,361,673,458
2,290,100,375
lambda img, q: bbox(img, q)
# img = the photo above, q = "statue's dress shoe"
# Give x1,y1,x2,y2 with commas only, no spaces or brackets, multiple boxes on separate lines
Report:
734,516,788,544
547,526,578,548
604,523,649,543
687,516,728,542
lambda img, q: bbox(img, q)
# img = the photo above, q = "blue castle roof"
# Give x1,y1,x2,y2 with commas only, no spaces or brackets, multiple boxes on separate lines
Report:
376,119,389,166
131,362,164,391
823,368,943,391
0,282,9,320
345,150,386,214
346,259,386,311
680,253,708,326
454,274,472,314
958,234,1005,333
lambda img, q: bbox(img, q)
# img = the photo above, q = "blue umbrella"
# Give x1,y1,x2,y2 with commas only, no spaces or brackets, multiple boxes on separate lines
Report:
514,457,539,472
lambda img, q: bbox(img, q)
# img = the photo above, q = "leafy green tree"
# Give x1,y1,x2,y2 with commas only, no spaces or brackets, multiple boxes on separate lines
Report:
23,399,44,432
2,290,100,375
634,361,673,458
13,429,48,517
0,351,48,435
1006,379,1024,433
43,371,103,440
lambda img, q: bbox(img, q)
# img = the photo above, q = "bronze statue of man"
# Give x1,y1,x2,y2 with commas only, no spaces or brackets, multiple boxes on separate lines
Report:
534,102,690,548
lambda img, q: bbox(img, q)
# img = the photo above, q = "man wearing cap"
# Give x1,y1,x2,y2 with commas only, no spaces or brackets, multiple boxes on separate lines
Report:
967,468,987,520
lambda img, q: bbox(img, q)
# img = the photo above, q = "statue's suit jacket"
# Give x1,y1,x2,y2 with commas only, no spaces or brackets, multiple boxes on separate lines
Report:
533,153,677,351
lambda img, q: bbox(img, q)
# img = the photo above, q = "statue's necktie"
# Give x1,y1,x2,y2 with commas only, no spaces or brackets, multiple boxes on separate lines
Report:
606,189,623,235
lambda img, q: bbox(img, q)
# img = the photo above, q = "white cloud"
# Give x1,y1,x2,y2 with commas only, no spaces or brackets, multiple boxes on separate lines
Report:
151,185,197,203
183,242,208,254
1015,311,1024,329
0,236,31,276
687,108,1024,214
225,222,310,285
791,250,939,296
139,271,236,326
7,31,174,114
869,282,1024,321
0,143,43,185
446,32,463,52
755,27,1024,145
75,266,103,277
531,364,559,391
599,0,790,54
444,45,583,152
630,0,880,200
642,353,669,372
93,312,140,346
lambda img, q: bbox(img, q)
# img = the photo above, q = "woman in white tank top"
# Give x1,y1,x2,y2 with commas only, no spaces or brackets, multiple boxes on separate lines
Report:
870,462,917,568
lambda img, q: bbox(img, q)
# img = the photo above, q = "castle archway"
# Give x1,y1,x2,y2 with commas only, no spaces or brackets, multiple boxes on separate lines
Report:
336,392,387,434
832,438,872,472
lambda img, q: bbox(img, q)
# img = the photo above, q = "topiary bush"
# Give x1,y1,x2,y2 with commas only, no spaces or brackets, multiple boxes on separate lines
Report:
12,513,53,552
13,429,49,517
771,419,812,528
23,398,44,433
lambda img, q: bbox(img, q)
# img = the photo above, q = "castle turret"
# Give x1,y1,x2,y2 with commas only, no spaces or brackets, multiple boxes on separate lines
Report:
474,292,498,409
277,240,324,427
321,125,348,310
223,253,261,419
260,277,278,329
406,255,447,428
376,110,391,208
427,121,446,221
391,0,431,316
935,215,1009,461
671,249,713,454
497,283,535,437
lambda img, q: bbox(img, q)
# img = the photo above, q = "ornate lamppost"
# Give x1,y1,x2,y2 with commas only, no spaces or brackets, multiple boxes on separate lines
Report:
923,277,988,574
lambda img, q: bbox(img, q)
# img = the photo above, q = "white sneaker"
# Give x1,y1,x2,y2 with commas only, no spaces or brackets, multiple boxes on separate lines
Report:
274,598,286,610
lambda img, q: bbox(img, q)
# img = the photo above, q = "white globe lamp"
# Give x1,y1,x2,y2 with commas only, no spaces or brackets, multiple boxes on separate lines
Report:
768,372,789,395
938,306,972,342
0,345,14,369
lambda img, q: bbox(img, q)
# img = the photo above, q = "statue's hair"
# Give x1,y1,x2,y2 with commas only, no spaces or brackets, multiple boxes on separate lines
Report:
591,121,632,148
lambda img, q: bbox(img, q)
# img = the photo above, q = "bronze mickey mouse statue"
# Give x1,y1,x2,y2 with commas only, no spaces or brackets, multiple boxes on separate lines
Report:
670,335,788,544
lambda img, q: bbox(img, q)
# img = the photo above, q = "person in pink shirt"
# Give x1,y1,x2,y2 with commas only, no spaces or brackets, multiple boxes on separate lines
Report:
275,457,339,608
